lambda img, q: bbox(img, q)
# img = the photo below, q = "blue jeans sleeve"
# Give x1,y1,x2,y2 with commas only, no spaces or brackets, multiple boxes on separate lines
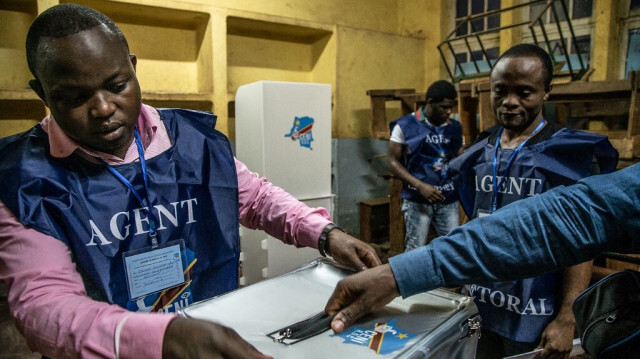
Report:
389,163,640,298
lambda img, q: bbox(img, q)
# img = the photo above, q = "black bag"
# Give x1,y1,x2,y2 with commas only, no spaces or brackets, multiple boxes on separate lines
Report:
572,269,640,359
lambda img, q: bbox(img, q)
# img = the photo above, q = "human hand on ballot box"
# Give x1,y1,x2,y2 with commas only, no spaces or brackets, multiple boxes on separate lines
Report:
325,264,400,333
326,228,382,272
162,317,273,359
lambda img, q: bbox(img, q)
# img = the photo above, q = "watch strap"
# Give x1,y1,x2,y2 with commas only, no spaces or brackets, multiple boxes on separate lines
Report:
318,223,344,257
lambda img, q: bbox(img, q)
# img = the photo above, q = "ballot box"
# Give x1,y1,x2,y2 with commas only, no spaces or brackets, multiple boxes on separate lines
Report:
181,258,479,358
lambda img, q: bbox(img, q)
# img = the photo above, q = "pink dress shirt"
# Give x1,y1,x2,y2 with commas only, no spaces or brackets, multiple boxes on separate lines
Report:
0,104,331,358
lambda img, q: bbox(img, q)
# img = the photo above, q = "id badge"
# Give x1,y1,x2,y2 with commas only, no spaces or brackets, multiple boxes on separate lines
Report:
123,239,189,300
477,209,492,218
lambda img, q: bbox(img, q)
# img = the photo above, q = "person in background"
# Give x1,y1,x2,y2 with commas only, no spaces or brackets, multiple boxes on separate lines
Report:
0,4,380,358
387,80,462,252
445,43,618,359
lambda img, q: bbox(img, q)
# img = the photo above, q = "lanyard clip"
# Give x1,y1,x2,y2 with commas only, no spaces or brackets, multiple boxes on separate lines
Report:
149,221,159,248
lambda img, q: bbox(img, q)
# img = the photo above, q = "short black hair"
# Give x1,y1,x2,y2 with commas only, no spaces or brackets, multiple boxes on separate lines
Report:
426,80,457,102
492,43,553,90
26,4,128,79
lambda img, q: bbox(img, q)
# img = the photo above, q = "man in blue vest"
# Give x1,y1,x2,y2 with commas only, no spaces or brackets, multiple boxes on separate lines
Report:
447,43,618,359
0,4,380,359
388,80,462,252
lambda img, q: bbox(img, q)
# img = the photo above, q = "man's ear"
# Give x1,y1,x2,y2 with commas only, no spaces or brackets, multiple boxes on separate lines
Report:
543,84,552,101
130,54,137,71
29,79,48,107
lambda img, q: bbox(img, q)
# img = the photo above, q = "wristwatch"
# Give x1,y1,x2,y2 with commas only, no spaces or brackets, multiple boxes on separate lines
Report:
318,223,344,257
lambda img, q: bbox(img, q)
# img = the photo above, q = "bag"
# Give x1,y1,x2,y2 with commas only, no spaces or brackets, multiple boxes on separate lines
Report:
572,269,640,359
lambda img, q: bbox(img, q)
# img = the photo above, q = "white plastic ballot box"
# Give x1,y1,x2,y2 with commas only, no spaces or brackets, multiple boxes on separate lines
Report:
235,81,333,285
181,259,480,358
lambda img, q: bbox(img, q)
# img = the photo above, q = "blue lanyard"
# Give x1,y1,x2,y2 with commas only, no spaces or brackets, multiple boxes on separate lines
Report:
491,118,546,212
417,108,448,159
102,128,159,247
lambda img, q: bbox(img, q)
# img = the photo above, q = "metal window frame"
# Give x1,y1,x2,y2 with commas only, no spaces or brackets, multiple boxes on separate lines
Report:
440,0,588,83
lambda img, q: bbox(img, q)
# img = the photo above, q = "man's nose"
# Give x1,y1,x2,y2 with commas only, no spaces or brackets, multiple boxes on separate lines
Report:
90,91,116,119
502,93,519,108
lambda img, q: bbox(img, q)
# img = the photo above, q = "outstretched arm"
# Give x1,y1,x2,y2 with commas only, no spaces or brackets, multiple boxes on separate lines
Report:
236,158,380,270
327,164,640,331
391,165,639,298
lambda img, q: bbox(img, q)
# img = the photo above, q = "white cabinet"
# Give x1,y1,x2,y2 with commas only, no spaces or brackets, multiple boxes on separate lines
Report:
235,81,333,285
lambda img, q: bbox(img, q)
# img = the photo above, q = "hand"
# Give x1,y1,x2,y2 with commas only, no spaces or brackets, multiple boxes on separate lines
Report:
325,264,400,333
162,317,272,359
417,183,445,203
327,230,382,271
533,317,574,359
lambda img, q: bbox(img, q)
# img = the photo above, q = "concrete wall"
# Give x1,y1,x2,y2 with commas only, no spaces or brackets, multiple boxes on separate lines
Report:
332,138,390,235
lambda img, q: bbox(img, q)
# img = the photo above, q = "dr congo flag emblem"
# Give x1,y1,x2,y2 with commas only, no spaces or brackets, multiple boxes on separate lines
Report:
284,116,314,150
331,318,415,355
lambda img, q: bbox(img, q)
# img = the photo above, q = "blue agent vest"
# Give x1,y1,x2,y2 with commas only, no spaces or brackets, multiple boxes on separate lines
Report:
447,127,619,342
390,110,462,204
0,109,240,314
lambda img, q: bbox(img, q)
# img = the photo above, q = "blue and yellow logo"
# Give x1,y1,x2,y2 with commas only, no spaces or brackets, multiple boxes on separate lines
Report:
331,318,414,355
284,116,314,150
